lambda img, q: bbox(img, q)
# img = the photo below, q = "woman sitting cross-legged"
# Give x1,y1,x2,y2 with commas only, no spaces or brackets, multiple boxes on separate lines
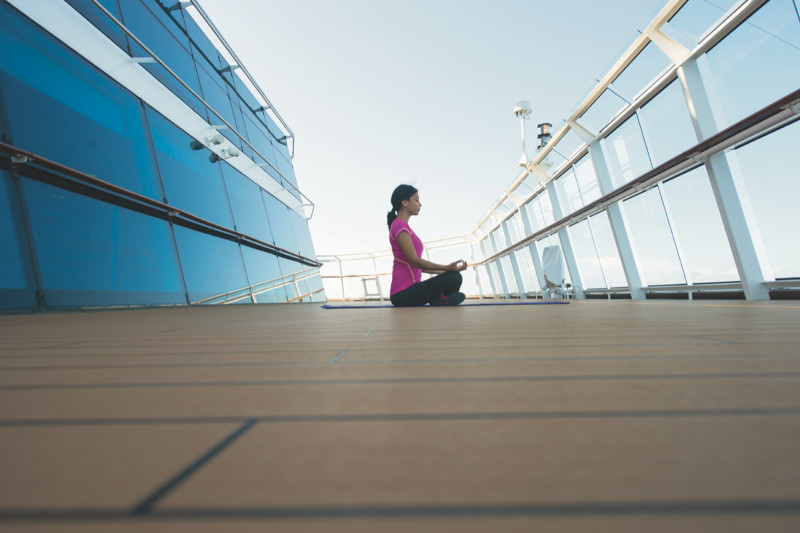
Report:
386,184,467,307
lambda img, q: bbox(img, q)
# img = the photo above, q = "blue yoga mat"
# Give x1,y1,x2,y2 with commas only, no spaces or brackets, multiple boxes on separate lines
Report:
321,301,568,309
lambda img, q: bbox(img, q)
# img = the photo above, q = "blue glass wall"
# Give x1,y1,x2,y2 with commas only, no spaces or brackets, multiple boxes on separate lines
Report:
0,0,324,311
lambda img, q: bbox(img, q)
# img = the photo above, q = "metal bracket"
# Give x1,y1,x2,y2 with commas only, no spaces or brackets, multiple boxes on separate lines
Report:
788,99,800,115
11,155,30,164
167,1,191,12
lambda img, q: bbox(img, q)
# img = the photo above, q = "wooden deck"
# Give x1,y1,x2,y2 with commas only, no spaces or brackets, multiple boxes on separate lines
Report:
1,300,799,532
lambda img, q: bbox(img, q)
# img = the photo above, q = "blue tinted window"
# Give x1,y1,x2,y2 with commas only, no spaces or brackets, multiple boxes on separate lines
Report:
290,210,317,260
242,112,278,171
173,225,250,304
146,106,235,228
0,172,37,310
263,191,298,254
241,246,287,303
64,0,128,49
21,179,185,307
0,9,164,200
195,58,244,151
221,163,274,243
120,0,207,119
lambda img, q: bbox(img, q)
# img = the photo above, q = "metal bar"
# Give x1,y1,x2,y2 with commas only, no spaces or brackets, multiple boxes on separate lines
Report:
186,0,296,158
0,142,321,268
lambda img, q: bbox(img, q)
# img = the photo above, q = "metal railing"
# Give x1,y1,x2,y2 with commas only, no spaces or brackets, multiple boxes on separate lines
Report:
85,0,315,218
0,142,322,269
196,266,323,304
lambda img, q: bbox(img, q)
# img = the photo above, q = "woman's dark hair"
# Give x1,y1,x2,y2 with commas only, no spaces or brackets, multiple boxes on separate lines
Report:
387,184,418,229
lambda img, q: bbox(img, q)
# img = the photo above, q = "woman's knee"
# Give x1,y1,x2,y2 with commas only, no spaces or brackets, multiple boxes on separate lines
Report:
446,270,463,283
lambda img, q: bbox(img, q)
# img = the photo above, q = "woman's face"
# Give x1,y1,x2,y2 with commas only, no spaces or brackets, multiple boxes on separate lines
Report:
403,193,421,216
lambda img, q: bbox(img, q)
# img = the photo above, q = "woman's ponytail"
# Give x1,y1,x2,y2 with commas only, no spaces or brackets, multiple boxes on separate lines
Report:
387,209,398,229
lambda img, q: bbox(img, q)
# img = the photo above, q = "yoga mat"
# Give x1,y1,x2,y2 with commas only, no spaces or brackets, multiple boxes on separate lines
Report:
321,301,569,309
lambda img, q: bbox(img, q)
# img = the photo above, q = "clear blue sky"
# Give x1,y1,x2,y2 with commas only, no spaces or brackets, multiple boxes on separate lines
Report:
200,0,670,255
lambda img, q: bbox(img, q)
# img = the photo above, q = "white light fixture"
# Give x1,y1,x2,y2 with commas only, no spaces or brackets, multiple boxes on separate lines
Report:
514,100,532,167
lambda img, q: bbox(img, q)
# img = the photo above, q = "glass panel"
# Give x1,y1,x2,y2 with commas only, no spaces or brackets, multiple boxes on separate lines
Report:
538,148,568,176
667,0,741,47
733,120,800,278
604,114,653,188
194,57,244,151
590,212,628,288
487,262,502,294
578,88,629,134
554,168,583,215
520,201,538,235
146,106,235,228
120,0,207,119
263,191,299,254
517,248,540,292
661,167,739,283
241,246,287,303
280,258,310,301
291,209,317,260
22,179,185,307
611,43,673,102
0,172,37,310
574,154,602,205
568,220,606,289
623,189,686,285
539,190,555,226
490,229,506,252
500,256,518,294
552,127,585,160
0,172,28,290
173,225,250,304
476,262,492,297
638,81,697,167
64,0,128,49
705,0,800,128
0,11,164,199
511,212,526,243
220,163,273,243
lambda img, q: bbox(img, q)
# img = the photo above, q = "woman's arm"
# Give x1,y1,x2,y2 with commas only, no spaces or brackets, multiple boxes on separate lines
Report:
397,232,467,273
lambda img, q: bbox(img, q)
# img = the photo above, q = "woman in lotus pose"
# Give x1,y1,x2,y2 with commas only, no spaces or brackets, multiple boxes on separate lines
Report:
387,184,467,307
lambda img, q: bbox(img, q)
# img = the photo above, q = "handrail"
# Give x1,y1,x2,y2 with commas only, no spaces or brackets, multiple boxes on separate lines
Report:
86,0,314,218
471,0,770,240
0,142,322,268
480,88,800,265
196,266,321,304
187,0,296,158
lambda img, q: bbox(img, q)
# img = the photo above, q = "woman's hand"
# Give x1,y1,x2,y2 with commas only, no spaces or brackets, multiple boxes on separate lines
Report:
448,260,468,272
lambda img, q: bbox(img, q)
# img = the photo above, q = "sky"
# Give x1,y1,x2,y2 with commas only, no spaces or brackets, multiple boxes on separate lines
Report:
199,0,670,256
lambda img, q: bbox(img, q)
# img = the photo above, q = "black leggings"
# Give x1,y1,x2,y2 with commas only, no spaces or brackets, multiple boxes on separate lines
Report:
390,271,463,307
